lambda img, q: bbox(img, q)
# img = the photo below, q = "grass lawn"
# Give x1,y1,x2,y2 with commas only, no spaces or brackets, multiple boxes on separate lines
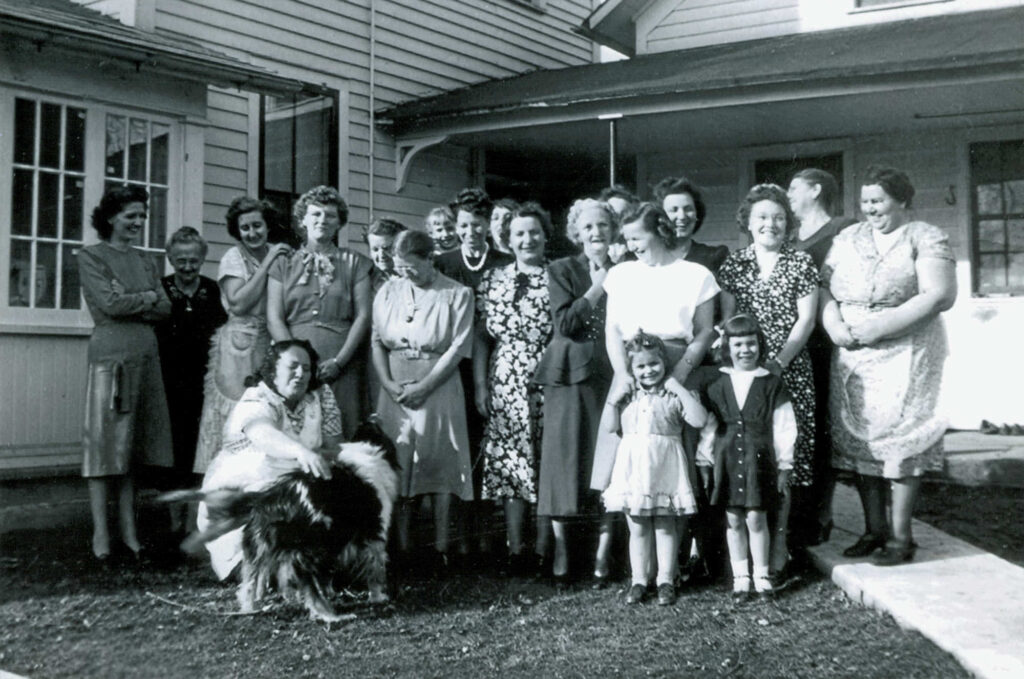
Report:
0,518,969,679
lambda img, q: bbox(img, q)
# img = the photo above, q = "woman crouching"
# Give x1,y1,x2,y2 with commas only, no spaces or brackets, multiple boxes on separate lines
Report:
197,339,340,580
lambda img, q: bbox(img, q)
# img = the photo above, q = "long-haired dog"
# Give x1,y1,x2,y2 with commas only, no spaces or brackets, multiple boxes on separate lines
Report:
163,420,399,622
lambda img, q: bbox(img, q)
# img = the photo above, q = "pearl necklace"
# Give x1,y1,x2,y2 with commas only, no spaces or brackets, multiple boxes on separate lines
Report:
461,243,490,272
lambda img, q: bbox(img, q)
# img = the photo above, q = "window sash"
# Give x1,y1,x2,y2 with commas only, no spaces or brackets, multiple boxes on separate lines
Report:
970,140,1024,296
0,89,180,330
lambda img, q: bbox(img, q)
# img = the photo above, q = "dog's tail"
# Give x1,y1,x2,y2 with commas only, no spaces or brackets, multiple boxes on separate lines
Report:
158,487,259,554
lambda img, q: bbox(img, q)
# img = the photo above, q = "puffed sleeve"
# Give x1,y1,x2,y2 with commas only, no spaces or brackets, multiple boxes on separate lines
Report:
228,387,282,434
549,259,597,339
820,228,853,288
912,222,956,263
696,411,718,468
772,402,797,471
695,266,721,307
78,247,160,318
371,280,393,346
449,284,475,359
670,389,708,429
789,248,820,299
602,264,622,333
716,251,741,295
218,247,247,281
318,387,343,440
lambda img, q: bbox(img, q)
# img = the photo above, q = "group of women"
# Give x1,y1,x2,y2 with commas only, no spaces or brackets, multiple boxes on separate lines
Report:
79,164,956,589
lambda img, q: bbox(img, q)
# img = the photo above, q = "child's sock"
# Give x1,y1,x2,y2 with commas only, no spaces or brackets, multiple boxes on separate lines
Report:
731,559,749,578
753,565,773,593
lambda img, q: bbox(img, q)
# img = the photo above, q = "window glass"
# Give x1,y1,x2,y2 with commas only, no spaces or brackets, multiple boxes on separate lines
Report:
260,88,338,221
970,140,1024,295
753,153,846,214
8,98,89,310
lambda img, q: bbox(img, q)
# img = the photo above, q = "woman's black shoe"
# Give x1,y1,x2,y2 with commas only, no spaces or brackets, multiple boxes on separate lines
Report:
873,541,916,566
842,534,887,558
806,520,834,546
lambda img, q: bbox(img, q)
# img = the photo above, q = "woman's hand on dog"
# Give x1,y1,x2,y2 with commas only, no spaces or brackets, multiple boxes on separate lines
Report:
297,448,332,479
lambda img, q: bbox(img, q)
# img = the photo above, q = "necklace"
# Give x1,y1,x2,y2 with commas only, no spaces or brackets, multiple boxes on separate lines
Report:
461,243,490,272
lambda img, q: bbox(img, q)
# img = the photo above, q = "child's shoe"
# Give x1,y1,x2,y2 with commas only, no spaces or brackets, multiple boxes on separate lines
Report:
625,583,646,605
656,583,676,606
753,575,774,599
731,575,751,600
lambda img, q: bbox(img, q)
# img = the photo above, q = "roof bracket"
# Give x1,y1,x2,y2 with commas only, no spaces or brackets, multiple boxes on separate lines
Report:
395,135,449,192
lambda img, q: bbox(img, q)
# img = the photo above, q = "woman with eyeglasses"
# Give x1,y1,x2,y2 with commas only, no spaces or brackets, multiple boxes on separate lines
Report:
473,202,554,575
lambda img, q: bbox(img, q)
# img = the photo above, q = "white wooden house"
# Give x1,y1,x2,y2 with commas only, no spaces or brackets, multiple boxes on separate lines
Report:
383,0,1024,430
0,0,597,479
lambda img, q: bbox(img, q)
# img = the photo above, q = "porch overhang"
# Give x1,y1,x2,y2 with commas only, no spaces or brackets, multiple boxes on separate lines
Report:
0,0,304,97
380,6,1024,146
574,0,647,58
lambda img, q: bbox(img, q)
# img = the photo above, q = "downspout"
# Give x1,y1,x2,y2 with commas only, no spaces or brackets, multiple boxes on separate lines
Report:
368,0,376,219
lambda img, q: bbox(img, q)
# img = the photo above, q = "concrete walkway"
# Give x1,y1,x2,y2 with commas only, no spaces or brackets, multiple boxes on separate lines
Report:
943,431,1024,488
809,483,1024,679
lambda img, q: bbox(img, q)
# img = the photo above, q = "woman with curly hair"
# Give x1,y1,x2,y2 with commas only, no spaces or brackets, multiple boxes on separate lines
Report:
267,185,372,437
718,183,819,577
652,175,729,276
194,196,292,473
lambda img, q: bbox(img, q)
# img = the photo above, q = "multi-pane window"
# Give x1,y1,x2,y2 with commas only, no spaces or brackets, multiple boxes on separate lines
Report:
104,114,171,266
4,93,179,322
970,140,1024,296
10,98,87,310
260,88,338,222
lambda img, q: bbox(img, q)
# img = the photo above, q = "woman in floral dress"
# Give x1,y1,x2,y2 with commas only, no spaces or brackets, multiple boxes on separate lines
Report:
473,202,553,573
719,183,819,574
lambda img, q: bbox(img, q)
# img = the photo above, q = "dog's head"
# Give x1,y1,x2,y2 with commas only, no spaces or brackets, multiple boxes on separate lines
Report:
349,416,401,472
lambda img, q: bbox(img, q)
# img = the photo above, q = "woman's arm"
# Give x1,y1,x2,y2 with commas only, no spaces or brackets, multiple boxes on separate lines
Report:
472,329,491,417
398,288,474,410
265,277,292,342
601,378,632,434
371,338,404,403
550,261,605,338
320,273,372,382
669,297,716,387
221,243,291,317
818,287,856,348
769,289,818,372
244,419,331,478
848,258,957,345
79,249,162,319
719,290,736,323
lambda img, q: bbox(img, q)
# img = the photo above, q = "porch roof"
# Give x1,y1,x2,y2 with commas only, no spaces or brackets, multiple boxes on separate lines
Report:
379,5,1024,138
0,0,303,96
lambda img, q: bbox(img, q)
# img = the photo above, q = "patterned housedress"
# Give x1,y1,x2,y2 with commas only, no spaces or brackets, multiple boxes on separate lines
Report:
197,382,343,579
194,246,272,473
718,245,819,487
822,221,955,479
476,263,552,501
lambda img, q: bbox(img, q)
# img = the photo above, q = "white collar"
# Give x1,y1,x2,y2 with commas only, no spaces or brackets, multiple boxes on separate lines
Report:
719,366,770,377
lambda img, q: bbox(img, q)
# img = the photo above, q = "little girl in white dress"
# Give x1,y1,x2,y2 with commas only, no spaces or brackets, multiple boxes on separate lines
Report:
602,331,707,606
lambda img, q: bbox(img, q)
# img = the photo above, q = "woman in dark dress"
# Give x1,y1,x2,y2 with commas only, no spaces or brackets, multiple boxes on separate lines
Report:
155,227,226,532
79,185,173,561
653,176,730,276
535,198,616,581
787,168,856,546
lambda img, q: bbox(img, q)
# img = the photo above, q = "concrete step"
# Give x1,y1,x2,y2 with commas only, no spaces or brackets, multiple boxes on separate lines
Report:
809,483,1024,679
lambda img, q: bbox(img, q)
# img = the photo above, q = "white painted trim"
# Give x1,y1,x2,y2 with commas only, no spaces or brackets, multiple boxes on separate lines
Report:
246,92,261,197
394,135,450,193
635,0,682,55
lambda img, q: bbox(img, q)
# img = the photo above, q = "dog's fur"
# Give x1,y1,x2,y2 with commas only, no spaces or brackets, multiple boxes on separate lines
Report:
163,421,399,622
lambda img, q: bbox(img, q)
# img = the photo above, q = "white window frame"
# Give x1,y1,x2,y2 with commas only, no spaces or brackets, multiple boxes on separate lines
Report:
0,88,183,334
739,139,855,216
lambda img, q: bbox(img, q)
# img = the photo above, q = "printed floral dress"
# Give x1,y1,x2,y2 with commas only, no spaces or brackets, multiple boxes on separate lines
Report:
476,264,552,501
718,245,819,486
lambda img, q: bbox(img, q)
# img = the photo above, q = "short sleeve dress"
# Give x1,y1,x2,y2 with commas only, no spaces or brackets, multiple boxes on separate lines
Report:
197,382,343,579
602,388,699,516
194,245,272,473
372,274,474,501
822,221,955,479
476,263,552,501
718,245,819,487
78,242,173,477
270,246,373,437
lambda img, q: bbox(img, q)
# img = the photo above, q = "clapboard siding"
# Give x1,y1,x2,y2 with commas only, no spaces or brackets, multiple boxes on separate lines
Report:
645,0,801,52
150,0,594,254
0,335,89,472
